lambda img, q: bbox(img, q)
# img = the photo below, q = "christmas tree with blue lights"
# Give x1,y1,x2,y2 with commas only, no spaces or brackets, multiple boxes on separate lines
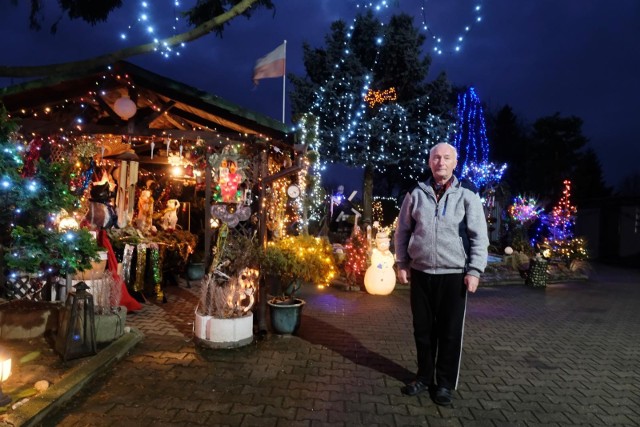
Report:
539,180,588,266
0,105,100,297
453,87,507,191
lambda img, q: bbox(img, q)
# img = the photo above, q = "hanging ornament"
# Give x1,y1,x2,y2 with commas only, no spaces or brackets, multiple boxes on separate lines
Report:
21,137,43,178
150,142,155,159
113,95,137,120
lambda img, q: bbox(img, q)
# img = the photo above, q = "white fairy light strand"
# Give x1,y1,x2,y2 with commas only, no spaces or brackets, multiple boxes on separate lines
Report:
359,0,484,55
119,1,186,59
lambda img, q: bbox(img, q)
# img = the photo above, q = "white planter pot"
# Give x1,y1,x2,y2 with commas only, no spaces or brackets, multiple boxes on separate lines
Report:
194,312,253,349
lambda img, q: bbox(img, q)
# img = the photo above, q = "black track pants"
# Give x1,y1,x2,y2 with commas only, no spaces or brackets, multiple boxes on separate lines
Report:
409,270,467,390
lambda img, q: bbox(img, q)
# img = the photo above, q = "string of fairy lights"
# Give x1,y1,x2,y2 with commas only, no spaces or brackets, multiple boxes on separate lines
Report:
453,87,507,189
506,181,588,262
116,1,483,59
306,7,455,183
119,1,186,58
359,0,484,55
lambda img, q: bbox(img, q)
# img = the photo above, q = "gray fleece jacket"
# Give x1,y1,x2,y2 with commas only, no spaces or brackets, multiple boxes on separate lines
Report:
394,177,489,278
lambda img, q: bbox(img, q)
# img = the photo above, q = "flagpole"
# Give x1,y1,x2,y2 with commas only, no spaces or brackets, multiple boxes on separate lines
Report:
282,40,287,124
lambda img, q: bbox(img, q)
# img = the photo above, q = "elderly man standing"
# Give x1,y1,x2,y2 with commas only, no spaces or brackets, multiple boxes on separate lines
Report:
394,142,489,406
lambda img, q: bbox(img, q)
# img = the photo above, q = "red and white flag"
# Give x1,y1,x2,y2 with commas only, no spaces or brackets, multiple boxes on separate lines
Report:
253,43,286,85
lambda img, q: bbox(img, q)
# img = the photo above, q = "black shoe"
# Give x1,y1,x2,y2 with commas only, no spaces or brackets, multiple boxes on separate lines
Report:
401,380,429,396
434,387,453,406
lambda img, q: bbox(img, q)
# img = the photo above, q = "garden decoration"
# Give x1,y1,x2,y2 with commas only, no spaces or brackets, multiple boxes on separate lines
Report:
194,230,261,348
363,231,396,295
262,234,337,334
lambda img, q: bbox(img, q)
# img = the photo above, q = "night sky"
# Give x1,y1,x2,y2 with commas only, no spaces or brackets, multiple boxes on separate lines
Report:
1,1,638,189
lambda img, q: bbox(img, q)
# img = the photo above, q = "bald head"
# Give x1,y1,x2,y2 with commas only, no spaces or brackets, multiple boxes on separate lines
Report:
430,143,458,159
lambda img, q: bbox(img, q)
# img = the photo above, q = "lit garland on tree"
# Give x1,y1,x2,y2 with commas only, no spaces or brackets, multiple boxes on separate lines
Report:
539,180,588,265
118,1,188,58
296,113,326,231
343,227,369,288
295,12,455,185
0,109,100,280
361,0,484,55
507,195,543,253
453,87,507,190
508,195,543,225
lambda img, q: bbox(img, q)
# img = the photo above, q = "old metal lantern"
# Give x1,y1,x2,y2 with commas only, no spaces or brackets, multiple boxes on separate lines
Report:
56,281,97,361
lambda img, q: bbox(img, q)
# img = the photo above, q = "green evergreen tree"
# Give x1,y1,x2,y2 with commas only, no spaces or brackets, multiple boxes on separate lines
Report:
290,12,455,221
571,147,610,204
0,106,99,288
529,114,589,200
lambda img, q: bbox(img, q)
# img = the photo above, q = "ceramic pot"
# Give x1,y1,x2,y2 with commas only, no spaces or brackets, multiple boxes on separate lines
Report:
186,262,205,281
267,298,305,335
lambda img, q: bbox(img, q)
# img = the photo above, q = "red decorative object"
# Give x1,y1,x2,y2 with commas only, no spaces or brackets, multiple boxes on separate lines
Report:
21,137,43,178
98,229,142,312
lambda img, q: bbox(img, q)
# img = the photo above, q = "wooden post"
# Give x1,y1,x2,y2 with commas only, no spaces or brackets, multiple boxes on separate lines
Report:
204,154,212,267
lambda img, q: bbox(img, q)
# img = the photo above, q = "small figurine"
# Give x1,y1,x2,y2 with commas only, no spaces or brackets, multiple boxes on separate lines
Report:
135,180,156,232
159,199,180,231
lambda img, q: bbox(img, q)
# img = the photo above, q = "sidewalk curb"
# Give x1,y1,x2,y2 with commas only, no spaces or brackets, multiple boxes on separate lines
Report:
5,328,144,427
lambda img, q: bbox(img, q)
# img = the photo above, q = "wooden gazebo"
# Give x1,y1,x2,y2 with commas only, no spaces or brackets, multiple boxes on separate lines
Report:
0,60,299,263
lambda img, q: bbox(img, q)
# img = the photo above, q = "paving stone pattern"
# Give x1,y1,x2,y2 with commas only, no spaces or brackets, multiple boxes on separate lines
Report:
46,264,640,426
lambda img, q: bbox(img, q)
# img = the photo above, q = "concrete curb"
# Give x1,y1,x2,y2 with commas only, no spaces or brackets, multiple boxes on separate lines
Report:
5,328,144,427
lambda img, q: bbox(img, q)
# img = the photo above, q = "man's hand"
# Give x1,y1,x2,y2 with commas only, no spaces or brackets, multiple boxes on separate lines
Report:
464,274,480,293
398,267,410,284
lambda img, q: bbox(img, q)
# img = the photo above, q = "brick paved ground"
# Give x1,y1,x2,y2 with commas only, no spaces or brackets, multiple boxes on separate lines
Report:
44,263,640,426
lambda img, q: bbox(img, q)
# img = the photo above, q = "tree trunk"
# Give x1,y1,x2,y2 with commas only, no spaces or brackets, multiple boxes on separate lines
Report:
363,163,374,225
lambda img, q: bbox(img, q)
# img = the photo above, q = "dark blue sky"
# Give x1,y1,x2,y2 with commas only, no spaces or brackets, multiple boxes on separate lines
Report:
1,0,638,188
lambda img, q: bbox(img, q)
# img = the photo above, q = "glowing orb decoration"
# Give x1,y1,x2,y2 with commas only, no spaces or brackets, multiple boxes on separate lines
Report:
113,95,137,120
58,217,79,232
504,246,513,255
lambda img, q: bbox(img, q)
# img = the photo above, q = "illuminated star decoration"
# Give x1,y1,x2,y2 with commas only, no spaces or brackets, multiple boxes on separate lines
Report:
364,87,397,108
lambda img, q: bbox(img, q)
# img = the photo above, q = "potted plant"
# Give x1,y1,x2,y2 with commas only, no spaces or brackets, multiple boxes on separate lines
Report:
261,234,337,335
194,228,261,348
186,250,206,281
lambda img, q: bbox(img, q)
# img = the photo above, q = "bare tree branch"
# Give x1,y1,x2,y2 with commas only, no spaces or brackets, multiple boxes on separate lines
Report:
0,0,260,78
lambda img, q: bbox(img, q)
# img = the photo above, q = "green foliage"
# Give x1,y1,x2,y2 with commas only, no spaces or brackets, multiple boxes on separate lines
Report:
0,109,100,276
289,11,456,210
488,108,609,204
261,234,337,300
7,226,100,274
219,229,262,274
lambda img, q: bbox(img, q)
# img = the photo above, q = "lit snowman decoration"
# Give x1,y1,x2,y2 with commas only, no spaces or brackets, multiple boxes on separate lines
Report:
363,231,396,295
